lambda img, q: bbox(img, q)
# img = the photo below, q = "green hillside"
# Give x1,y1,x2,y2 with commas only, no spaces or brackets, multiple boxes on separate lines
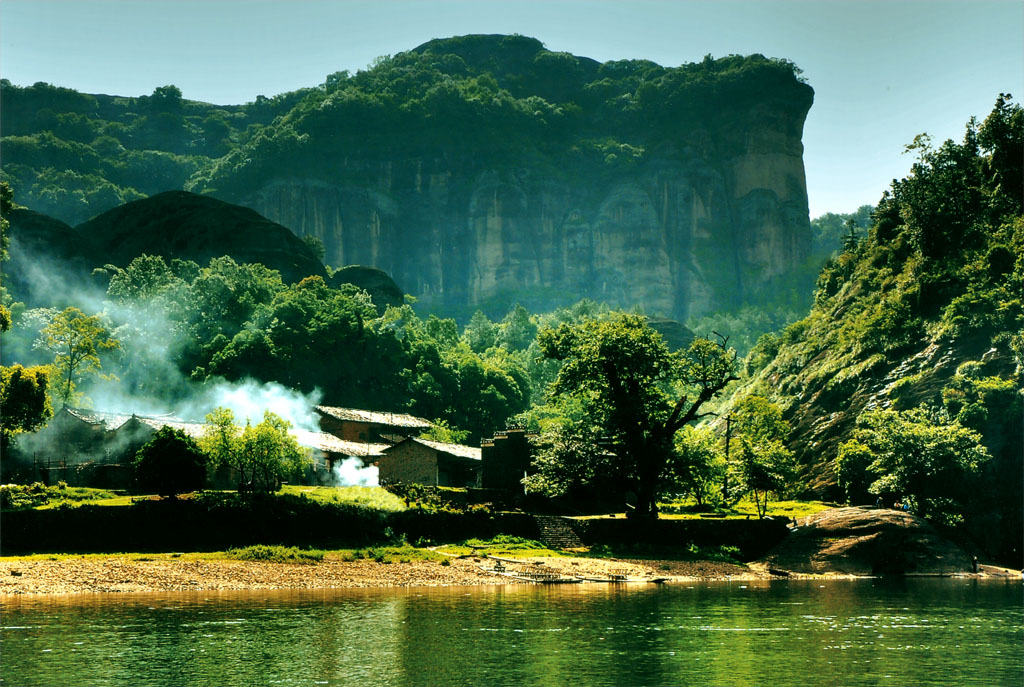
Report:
719,96,1022,560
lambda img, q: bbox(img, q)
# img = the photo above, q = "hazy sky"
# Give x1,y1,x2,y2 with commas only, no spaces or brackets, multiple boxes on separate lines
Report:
1,0,1021,217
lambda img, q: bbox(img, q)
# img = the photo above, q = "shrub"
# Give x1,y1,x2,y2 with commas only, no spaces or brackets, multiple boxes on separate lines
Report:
225,545,324,564
133,427,208,498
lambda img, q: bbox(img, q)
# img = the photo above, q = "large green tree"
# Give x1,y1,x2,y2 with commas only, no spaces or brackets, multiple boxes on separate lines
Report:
0,364,53,449
534,313,738,516
731,395,794,518
857,407,990,526
34,307,120,406
200,408,311,493
133,426,208,498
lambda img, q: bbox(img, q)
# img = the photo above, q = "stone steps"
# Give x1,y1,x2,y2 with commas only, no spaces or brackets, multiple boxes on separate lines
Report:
534,515,585,550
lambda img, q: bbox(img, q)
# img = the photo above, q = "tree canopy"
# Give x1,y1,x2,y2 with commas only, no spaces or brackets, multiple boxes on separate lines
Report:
529,313,739,516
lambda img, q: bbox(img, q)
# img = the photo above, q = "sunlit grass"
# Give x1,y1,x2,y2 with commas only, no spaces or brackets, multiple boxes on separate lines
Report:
437,535,564,558
279,485,407,511
575,498,837,521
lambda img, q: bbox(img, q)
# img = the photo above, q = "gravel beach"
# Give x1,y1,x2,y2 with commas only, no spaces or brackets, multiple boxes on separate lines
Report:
0,555,758,595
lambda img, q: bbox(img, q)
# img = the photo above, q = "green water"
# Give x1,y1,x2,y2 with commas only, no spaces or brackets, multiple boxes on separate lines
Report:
1,579,1020,686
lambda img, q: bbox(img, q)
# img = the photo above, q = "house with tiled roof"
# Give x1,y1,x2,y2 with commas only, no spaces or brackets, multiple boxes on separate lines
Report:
314,405,431,444
378,437,482,488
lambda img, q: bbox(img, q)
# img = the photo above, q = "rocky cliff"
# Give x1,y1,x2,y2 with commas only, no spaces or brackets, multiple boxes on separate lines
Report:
192,36,814,321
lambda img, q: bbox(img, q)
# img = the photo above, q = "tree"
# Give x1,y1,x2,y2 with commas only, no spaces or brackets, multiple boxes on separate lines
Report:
835,439,874,505
857,407,990,526
200,408,311,493
737,438,793,518
463,310,497,353
133,426,208,498
534,313,738,516
34,307,120,406
670,426,724,508
523,421,617,499
0,364,53,448
731,395,794,517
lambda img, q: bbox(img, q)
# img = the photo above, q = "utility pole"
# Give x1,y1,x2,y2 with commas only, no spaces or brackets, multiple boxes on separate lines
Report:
721,414,733,503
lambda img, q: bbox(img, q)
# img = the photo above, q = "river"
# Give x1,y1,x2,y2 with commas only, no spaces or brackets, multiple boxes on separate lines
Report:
1,579,1020,686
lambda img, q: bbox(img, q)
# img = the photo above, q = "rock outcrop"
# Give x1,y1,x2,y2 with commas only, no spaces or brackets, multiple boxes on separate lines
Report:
760,507,973,575
240,124,812,321
202,36,815,321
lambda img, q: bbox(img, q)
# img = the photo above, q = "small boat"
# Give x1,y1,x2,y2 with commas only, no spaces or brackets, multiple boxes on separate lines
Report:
573,574,669,584
477,564,582,584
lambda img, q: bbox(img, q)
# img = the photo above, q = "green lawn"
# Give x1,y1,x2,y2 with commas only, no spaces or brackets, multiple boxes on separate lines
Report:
575,498,838,521
279,485,407,511
436,535,564,558
2,484,409,512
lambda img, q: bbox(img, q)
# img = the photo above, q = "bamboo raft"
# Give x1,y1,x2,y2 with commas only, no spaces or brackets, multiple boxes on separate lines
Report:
479,556,668,585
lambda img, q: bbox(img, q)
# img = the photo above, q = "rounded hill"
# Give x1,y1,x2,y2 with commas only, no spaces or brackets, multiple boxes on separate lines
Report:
76,190,327,283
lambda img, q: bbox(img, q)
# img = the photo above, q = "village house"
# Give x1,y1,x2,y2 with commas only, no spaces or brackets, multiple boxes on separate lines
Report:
480,426,537,492
8,406,394,488
377,437,482,488
314,405,431,444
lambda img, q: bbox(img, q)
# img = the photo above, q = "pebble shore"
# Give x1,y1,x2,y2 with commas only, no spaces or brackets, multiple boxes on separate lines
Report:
0,555,758,595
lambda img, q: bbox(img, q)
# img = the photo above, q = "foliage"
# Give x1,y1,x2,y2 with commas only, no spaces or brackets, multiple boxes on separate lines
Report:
33,306,120,406
200,407,311,493
835,439,874,505
418,419,470,444
726,395,794,518
225,544,325,564
668,426,724,507
529,313,738,515
0,482,119,511
133,426,208,498
855,407,990,527
0,364,53,446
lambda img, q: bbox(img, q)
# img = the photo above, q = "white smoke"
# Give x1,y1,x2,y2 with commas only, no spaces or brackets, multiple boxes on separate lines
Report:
331,457,379,487
181,378,323,432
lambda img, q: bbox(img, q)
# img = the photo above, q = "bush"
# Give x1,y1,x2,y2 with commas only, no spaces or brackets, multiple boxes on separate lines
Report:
225,545,324,564
133,427,208,498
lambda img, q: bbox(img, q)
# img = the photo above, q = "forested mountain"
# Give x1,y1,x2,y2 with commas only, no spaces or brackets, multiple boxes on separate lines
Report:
717,97,1022,561
1,34,817,322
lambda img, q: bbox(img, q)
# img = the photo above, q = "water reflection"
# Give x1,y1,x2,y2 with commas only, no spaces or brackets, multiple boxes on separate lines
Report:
1,580,1020,686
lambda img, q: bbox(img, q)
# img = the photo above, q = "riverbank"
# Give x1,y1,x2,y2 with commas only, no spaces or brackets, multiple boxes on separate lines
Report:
0,554,764,595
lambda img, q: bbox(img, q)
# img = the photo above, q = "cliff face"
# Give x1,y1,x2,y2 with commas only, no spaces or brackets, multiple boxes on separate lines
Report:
240,100,811,321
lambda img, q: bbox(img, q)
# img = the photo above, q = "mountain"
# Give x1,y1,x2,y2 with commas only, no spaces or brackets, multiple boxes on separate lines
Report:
3,207,100,308
2,35,817,322
191,36,815,321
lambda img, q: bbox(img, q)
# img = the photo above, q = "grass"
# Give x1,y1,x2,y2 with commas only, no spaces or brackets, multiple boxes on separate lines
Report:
577,498,838,521
437,535,564,558
0,545,447,565
276,485,408,511
225,545,326,564
1,483,126,510
583,542,744,564
3,484,409,512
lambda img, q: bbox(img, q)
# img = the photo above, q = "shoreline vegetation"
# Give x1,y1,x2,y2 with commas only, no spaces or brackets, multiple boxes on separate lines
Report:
3,486,1021,596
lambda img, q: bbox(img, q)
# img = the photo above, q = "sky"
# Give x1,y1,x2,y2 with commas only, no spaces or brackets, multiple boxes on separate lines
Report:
1,0,1021,217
